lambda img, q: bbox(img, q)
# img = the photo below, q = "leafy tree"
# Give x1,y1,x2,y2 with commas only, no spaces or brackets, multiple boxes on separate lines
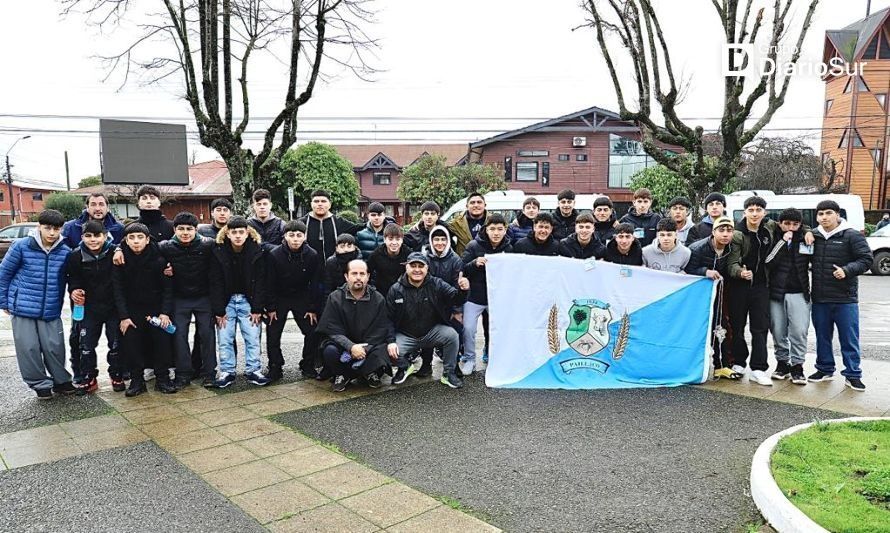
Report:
629,156,732,218
44,192,85,220
336,210,361,224
77,175,102,189
397,155,505,211
274,142,359,212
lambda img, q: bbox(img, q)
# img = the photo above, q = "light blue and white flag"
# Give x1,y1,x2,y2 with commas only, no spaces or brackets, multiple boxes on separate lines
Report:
485,254,716,389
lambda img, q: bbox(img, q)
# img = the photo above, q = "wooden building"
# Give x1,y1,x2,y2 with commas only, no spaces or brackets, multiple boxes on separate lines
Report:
822,8,890,209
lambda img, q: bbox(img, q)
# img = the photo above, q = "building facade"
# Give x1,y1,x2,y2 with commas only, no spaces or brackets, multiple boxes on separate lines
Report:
822,8,890,209
0,181,68,226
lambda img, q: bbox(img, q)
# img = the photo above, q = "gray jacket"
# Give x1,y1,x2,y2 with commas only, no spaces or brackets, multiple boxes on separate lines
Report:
642,242,691,274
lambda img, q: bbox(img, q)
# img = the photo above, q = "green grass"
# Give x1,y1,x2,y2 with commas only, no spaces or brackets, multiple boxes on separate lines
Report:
771,420,890,533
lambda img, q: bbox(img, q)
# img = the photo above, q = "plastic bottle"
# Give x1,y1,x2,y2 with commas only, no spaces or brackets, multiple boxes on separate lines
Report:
148,316,177,335
72,304,85,321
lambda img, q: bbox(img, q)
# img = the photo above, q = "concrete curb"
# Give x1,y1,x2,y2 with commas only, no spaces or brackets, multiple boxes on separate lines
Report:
750,416,890,533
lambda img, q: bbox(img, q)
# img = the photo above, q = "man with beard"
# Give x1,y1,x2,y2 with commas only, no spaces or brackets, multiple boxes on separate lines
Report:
316,259,394,392
387,252,470,388
552,189,579,241
62,192,124,248
512,212,560,256
322,234,360,303
559,213,605,259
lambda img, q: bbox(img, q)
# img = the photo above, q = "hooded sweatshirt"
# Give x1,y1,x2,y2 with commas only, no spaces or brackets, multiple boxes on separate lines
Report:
619,207,662,247
810,219,873,304
642,242,691,273
66,239,117,318
422,226,463,291
299,211,362,259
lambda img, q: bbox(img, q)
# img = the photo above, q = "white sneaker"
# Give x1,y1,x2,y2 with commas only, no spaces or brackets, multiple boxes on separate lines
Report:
459,359,475,376
750,370,773,386
144,369,156,381
731,364,746,376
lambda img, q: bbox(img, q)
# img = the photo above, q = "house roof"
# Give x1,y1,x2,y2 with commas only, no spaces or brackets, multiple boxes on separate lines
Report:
469,106,639,149
826,7,890,62
10,179,68,192
70,160,232,198
331,144,469,170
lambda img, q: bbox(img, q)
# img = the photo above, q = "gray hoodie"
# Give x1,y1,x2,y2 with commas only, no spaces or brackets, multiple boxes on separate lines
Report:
642,242,691,274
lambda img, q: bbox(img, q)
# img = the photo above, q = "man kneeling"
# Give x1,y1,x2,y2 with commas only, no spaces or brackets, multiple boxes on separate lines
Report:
387,252,470,389
316,259,393,392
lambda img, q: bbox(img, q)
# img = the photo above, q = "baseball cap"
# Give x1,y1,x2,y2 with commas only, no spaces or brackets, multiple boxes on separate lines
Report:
712,216,734,230
406,252,429,265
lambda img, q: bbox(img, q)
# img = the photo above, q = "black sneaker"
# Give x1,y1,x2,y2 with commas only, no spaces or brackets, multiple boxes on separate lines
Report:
53,382,77,395
771,361,791,380
790,365,807,385
366,373,382,389
392,365,416,385
440,371,464,389
454,364,464,378
35,388,53,400
301,366,319,380
155,380,178,394
201,377,216,388
125,379,147,397
332,375,347,393
266,366,283,382
808,370,835,382
415,364,433,378
845,377,866,392
173,376,192,389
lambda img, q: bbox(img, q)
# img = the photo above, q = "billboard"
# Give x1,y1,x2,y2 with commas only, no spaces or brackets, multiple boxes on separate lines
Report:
99,119,189,185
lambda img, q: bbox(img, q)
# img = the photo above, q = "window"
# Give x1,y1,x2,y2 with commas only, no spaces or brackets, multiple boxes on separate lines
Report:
372,172,391,185
558,154,570,161
877,94,886,110
864,35,879,59
609,134,655,188
858,76,871,92
0,227,18,240
839,128,865,148
844,78,853,93
515,162,538,182
32,193,43,201
517,150,549,157
872,148,883,167
385,204,395,217
576,154,588,161
880,32,890,59
825,99,834,114
0,191,4,202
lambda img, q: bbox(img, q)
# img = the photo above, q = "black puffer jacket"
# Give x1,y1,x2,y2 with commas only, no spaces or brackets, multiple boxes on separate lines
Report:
404,220,448,253
135,210,174,242
66,240,117,318
248,215,286,248
684,216,715,246
593,214,617,246
685,237,734,277
461,230,512,305
619,207,662,247
159,237,215,298
367,244,410,296
512,234,560,256
810,222,873,304
552,209,579,241
209,226,267,316
765,228,811,302
112,241,173,320
559,233,606,260
266,242,322,312
386,273,467,334
603,239,643,266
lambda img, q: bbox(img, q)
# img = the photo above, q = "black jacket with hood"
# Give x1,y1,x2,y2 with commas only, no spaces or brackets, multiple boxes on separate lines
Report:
66,239,117,318
512,233,561,256
685,236,734,277
593,213,617,246
267,241,323,313
552,209,579,241
247,214,286,248
209,225,267,316
159,236,215,298
299,212,362,259
323,248,360,303
316,284,395,355
112,240,173,320
367,244,411,296
619,207,662,248
387,273,468,337
765,227,811,302
603,239,644,266
559,233,606,260
461,230,512,305
136,209,174,242
810,220,873,304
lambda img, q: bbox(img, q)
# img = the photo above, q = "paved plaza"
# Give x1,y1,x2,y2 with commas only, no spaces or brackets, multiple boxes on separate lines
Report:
0,276,888,531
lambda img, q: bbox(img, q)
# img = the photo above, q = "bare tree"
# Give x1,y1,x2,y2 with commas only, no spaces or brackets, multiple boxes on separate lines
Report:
61,0,377,212
736,136,823,193
582,0,819,205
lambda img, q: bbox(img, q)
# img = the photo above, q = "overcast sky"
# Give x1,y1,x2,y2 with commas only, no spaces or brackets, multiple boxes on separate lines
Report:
0,0,884,187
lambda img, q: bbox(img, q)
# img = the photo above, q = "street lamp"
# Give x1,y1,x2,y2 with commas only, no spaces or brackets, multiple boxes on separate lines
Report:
4,135,31,222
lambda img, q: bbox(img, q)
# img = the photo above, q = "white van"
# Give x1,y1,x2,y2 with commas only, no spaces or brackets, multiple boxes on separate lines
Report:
725,191,865,232
442,190,607,224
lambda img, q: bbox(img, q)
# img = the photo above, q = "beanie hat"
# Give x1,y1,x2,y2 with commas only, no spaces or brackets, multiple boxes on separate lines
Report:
668,196,692,209
593,196,614,209
703,192,727,207
419,201,441,214
368,202,385,214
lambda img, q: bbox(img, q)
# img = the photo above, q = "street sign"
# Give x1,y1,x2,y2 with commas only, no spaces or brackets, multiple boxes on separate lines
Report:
287,187,295,220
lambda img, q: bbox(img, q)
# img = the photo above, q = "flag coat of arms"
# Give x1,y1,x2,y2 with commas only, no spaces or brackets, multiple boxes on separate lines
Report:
484,255,717,389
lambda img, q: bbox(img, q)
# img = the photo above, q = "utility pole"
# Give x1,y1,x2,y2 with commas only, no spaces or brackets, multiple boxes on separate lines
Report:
4,135,30,223
64,151,71,191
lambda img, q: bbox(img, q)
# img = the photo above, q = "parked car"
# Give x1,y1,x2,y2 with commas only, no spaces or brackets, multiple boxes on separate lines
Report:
867,224,890,276
725,191,866,232
0,223,37,261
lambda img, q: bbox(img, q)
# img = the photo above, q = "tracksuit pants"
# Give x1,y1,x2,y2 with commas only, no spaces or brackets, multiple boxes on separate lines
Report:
11,316,70,391
727,282,770,371
769,293,810,367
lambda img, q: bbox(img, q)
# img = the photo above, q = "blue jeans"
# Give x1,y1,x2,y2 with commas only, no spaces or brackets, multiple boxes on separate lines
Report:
217,294,261,374
812,302,862,379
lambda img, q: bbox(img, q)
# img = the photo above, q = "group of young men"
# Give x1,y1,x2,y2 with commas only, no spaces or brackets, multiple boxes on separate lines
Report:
0,183,874,400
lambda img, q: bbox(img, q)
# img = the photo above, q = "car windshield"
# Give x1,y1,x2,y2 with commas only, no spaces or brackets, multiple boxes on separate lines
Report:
873,224,890,237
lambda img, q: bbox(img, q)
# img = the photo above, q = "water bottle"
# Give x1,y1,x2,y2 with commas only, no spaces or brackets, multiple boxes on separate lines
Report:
72,304,85,322
148,316,177,335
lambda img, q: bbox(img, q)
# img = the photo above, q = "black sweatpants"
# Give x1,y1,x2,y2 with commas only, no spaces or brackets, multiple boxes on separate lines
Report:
267,298,320,372
172,295,216,379
727,282,770,372
321,344,387,379
121,311,174,378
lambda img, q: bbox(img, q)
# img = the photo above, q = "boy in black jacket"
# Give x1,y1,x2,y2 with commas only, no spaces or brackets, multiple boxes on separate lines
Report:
512,212,560,256
322,234,360,303
112,223,177,396
66,220,122,394
266,220,323,381
603,223,644,266
367,223,411,295
210,216,270,388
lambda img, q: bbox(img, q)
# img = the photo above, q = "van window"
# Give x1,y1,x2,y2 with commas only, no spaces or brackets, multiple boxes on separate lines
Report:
731,208,847,229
